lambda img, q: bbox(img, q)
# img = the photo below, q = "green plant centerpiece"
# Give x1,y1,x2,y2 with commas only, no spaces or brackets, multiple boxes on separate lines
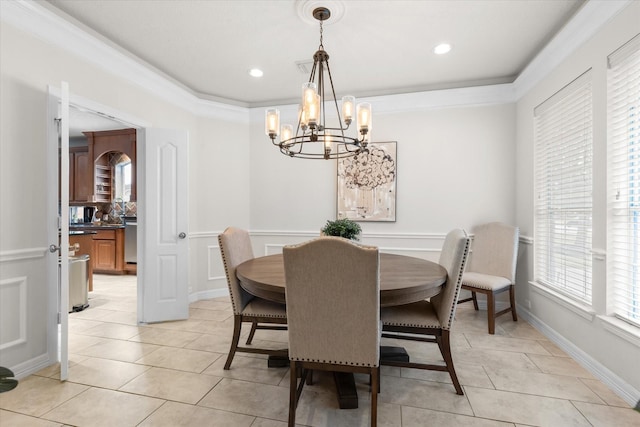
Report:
321,218,362,241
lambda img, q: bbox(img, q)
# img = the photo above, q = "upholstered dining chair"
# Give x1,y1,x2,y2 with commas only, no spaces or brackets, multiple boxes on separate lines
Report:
458,222,519,334
218,227,287,370
283,237,380,427
380,229,470,395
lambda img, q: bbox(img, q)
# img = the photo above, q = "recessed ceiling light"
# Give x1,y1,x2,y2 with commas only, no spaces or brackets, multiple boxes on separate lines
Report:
433,43,452,55
249,68,264,78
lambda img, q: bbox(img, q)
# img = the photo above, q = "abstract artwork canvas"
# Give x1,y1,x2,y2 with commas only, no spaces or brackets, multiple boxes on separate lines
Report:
337,141,397,222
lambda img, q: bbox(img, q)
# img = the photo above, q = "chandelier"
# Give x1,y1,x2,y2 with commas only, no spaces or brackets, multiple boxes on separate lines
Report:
265,7,371,160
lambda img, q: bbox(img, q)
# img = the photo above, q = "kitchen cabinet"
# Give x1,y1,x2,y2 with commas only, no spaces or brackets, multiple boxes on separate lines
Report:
69,232,94,291
61,146,91,204
92,228,125,274
69,147,91,204
94,160,112,204
84,128,137,202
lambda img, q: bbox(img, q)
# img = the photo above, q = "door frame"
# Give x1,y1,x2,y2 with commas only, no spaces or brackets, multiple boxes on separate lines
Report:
46,83,69,379
47,89,150,371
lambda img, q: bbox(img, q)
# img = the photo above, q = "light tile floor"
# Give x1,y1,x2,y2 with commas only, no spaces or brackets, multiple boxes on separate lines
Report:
1,274,639,426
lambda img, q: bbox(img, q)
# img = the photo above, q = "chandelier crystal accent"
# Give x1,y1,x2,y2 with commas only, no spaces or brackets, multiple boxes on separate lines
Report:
265,7,371,160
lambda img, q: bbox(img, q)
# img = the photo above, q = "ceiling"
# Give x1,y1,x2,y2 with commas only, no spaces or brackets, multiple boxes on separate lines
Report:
68,107,130,139
45,0,586,109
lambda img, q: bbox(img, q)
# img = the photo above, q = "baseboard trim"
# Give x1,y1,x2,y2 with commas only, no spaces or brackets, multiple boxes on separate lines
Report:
518,304,640,407
189,287,228,303
10,352,54,380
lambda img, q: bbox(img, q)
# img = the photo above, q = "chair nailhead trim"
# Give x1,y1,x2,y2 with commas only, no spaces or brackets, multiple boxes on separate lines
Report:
291,357,376,367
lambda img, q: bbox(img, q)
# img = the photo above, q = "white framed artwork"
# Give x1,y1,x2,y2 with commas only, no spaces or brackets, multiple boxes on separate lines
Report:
337,141,397,222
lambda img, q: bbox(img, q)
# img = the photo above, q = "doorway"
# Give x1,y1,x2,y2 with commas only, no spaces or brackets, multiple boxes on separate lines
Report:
65,101,148,316
51,88,190,376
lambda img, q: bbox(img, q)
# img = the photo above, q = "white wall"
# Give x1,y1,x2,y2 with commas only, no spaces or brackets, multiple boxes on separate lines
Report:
188,115,251,297
248,102,516,235
0,19,250,372
515,0,640,402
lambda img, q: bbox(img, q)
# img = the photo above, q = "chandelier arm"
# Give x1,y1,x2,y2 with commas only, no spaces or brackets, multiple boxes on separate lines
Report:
319,59,326,132
308,59,318,84
324,59,346,137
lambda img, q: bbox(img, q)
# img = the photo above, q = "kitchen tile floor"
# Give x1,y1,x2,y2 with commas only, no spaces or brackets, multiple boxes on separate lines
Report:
1,274,639,426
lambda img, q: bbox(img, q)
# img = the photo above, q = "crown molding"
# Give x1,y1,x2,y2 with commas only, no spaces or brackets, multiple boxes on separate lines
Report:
0,0,249,124
513,0,634,99
1,0,634,120
250,83,517,123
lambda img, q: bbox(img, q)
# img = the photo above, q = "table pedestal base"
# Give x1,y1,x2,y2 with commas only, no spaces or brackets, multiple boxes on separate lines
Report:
334,346,410,409
380,345,410,363
269,347,409,409
267,355,289,368
334,372,359,409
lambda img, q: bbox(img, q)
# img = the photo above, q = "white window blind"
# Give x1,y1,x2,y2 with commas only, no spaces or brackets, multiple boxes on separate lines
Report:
534,70,593,304
607,34,640,327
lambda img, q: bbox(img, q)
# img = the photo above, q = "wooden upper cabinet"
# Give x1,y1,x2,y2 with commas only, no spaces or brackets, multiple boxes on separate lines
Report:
72,148,91,203
84,128,137,202
68,146,91,204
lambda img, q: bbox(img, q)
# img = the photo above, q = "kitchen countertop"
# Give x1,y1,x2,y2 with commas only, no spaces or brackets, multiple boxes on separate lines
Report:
69,230,98,235
70,224,125,230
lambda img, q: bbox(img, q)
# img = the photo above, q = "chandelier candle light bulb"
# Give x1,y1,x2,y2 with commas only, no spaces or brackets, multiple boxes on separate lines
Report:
281,124,293,142
265,6,371,159
357,103,371,135
308,94,320,128
303,83,317,106
342,96,355,125
265,109,280,138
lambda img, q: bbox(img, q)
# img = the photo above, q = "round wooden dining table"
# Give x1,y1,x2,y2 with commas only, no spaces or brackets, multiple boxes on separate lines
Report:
236,252,447,410
236,252,447,307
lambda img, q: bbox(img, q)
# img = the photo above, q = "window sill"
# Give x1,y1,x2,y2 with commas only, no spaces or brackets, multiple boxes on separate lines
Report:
529,281,596,321
598,315,640,348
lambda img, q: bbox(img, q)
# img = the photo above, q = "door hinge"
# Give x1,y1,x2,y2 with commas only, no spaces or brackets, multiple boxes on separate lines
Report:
57,312,61,324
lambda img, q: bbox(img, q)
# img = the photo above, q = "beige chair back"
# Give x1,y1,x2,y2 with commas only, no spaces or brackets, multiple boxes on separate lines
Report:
218,227,256,314
283,237,380,367
431,229,470,330
467,222,519,282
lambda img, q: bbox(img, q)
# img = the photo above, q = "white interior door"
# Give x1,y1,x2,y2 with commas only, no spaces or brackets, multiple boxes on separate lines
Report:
138,128,189,323
47,82,70,380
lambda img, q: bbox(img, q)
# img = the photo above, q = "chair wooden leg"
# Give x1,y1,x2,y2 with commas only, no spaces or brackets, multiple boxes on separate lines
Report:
370,367,379,427
224,315,243,370
487,292,496,334
246,320,258,344
471,291,479,311
440,330,463,395
509,285,518,321
369,367,381,394
289,361,298,427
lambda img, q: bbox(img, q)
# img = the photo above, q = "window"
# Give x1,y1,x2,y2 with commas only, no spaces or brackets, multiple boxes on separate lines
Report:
534,70,593,304
115,161,132,202
608,35,640,327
